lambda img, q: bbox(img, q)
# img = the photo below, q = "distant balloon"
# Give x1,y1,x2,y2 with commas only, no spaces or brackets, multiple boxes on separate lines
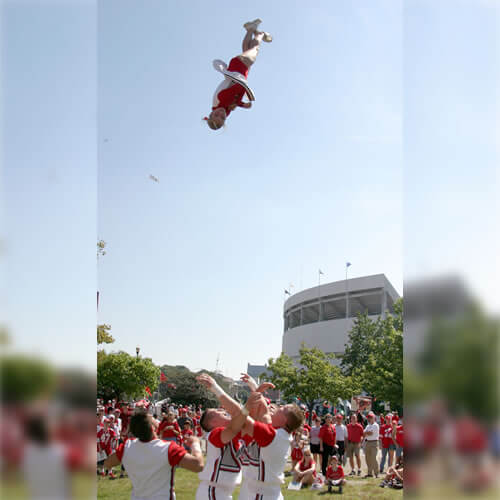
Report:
149,175,159,183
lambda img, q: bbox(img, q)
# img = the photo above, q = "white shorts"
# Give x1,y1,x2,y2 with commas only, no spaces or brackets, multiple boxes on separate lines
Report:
196,481,234,500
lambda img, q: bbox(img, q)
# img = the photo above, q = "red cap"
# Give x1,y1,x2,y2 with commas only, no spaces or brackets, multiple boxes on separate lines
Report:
367,412,375,418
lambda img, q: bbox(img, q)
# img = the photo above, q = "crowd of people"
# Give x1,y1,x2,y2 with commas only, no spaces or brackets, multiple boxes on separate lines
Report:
287,407,404,492
97,377,405,498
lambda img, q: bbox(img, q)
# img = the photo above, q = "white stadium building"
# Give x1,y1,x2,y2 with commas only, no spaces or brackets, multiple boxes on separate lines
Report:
282,274,401,363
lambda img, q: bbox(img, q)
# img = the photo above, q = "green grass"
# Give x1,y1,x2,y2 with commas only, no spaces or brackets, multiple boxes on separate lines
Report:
97,466,403,499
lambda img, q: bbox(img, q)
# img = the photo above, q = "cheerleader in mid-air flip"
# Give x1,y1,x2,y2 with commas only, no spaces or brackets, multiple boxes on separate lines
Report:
204,19,272,130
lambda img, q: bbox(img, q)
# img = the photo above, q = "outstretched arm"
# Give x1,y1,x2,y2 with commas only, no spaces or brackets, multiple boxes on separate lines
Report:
238,101,252,109
240,373,275,394
196,373,240,417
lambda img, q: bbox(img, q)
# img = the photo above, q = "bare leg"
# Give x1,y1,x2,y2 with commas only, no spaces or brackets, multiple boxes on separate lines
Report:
302,471,315,485
240,32,264,67
242,29,254,52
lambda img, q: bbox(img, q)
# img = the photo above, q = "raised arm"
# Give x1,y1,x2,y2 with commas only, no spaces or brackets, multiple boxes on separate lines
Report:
178,436,204,472
196,373,240,417
220,405,250,445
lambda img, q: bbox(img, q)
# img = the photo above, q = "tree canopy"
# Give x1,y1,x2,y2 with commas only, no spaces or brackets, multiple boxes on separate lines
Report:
266,345,360,422
341,299,403,409
157,365,234,407
1,354,56,404
97,324,115,345
97,351,160,400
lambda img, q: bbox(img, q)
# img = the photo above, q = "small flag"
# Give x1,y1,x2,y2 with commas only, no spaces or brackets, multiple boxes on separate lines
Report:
145,386,152,396
346,262,351,267
319,269,324,275
160,372,167,383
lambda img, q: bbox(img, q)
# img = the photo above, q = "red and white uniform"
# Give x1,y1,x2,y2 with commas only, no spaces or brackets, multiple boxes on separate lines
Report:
238,435,261,500
115,438,186,500
291,443,303,462
97,427,117,457
212,57,250,117
380,424,394,449
196,427,242,500
245,422,292,499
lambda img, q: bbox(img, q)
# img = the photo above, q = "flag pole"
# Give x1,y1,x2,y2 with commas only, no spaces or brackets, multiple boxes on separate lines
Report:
345,262,351,319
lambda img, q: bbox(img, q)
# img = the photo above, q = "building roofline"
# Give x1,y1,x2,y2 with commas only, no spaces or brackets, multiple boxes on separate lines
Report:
284,273,400,311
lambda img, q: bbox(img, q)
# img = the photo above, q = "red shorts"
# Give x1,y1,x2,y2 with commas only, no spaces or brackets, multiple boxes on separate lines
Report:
291,448,303,461
228,57,249,78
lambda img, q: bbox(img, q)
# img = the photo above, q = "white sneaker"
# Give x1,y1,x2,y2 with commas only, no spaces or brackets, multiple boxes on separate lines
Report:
262,32,273,42
243,19,262,32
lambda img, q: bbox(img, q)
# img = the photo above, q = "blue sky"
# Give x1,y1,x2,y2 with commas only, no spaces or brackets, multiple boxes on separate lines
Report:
1,0,497,378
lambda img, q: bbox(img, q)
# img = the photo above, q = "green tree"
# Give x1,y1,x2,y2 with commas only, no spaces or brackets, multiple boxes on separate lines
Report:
416,303,499,421
97,324,115,345
342,299,403,409
266,345,360,424
97,351,160,400
157,365,233,408
1,355,56,404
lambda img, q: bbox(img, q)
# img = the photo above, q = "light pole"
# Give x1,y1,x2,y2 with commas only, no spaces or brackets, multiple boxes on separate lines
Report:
136,346,140,358
345,262,352,318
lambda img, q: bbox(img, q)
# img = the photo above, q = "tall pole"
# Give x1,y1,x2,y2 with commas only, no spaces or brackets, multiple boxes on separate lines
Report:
345,262,351,319
345,266,348,318
318,270,324,321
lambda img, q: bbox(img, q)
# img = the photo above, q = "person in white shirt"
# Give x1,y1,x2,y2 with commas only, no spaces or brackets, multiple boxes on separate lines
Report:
334,414,348,466
104,408,204,500
309,418,322,472
363,412,380,477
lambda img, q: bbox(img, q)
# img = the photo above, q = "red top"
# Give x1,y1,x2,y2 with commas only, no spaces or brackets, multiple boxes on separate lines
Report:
212,57,250,117
207,427,242,451
298,458,316,476
326,465,344,481
347,423,364,443
395,425,404,447
380,424,394,448
291,446,303,461
253,421,278,447
319,424,336,446
158,421,180,439
212,84,246,116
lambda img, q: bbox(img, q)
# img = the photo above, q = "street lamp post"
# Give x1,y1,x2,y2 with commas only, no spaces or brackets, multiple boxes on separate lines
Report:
136,346,140,358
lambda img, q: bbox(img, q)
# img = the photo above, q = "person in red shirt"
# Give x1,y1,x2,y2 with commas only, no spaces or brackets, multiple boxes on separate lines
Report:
293,446,317,487
319,414,337,477
157,412,181,442
346,413,364,476
181,421,194,451
97,418,117,478
392,419,404,467
290,434,304,471
205,19,272,130
379,413,395,473
326,455,346,493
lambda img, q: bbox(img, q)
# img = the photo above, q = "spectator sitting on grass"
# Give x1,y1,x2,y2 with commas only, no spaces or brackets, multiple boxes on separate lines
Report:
292,446,317,487
325,455,346,494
